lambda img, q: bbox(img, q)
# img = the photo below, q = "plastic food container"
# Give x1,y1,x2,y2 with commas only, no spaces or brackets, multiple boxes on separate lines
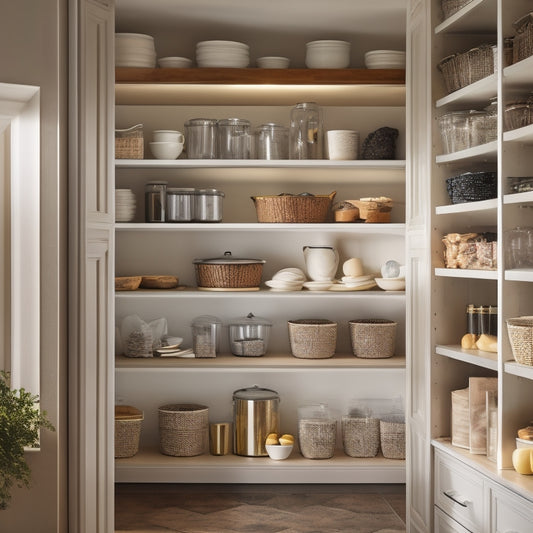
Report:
166,187,195,222
194,188,224,222
228,312,272,356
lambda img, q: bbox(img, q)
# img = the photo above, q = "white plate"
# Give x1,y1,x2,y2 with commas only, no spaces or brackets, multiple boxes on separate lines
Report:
328,281,377,291
265,279,303,291
340,274,374,283
303,281,333,291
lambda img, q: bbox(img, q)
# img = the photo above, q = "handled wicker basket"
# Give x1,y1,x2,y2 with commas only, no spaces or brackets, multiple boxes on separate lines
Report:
506,317,533,366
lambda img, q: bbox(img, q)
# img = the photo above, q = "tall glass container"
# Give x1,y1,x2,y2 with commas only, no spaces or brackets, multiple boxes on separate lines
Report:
184,118,218,159
289,102,323,159
218,118,251,159
144,180,167,222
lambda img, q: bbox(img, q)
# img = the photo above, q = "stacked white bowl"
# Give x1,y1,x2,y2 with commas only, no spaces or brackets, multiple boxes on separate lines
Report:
305,40,351,69
364,50,406,69
115,189,136,222
149,130,185,160
196,40,250,68
115,33,156,68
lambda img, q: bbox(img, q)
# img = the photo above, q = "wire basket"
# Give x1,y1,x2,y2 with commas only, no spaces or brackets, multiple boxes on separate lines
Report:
342,416,380,458
159,403,209,457
298,418,337,459
115,124,144,159
288,319,337,359
251,192,336,223
441,0,473,20
446,172,497,204
115,405,143,458
506,317,533,366
513,12,533,63
380,418,405,459
349,319,397,359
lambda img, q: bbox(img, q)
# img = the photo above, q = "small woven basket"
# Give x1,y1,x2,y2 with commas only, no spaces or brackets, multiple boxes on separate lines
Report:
380,418,405,460
446,172,497,204
159,403,209,457
115,124,144,159
513,12,533,63
298,418,337,459
441,0,473,20
342,416,380,458
506,318,533,366
349,319,397,359
288,319,337,359
194,263,263,289
115,405,143,458
251,192,336,223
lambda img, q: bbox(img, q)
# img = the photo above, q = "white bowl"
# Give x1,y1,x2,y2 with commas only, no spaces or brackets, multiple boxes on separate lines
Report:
375,277,406,291
305,40,350,69
272,268,306,282
197,58,250,68
256,56,290,69
158,57,193,68
516,438,533,449
153,130,185,143
265,279,304,291
149,141,183,160
265,444,293,460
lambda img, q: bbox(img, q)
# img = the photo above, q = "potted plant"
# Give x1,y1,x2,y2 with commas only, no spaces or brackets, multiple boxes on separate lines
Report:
0,371,54,510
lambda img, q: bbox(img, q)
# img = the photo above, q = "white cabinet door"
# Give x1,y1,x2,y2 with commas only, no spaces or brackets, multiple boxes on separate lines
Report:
68,0,115,531
435,506,471,533
488,481,533,533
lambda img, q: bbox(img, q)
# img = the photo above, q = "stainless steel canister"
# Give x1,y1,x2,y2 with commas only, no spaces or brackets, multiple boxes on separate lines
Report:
194,188,224,222
184,118,218,159
167,187,195,222
233,385,280,456
145,181,167,222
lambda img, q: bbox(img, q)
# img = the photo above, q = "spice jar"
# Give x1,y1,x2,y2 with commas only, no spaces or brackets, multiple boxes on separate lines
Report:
145,181,167,222
228,312,272,357
191,315,222,358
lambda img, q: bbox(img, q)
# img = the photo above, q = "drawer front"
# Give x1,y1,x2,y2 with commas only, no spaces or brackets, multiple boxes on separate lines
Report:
435,449,485,532
489,482,533,533
435,506,471,533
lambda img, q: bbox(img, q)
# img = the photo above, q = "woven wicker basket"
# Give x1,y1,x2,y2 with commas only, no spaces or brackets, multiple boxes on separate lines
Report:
342,416,380,458
115,405,143,458
506,317,533,366
288,319,337,359
349,319,397,359
159,403,209,457
446,172,497,204
251,192,336,223
441,0,473,20
194,263,263,289
513,12,533,63
115,124,144,159
380,418,405,459
298,418,337,459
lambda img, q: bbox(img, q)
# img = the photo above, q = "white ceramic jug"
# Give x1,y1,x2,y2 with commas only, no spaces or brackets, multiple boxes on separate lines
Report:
303,245,339,281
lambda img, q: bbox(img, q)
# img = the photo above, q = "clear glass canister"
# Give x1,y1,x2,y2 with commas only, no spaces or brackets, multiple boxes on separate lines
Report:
218,118,251,159
144,181,167,222
228,312,272,356
254,123,289,159
184,118,218,159
289,102,323,160
191,315,222,358
166,187,195,222
194,188,225,222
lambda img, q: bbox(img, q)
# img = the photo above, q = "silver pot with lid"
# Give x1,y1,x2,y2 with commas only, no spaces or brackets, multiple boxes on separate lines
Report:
233,385,280,456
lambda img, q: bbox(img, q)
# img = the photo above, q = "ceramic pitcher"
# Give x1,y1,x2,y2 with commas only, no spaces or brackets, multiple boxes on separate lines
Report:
303,245,339,281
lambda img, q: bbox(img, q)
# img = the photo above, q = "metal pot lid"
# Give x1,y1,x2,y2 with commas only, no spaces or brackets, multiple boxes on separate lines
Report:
228,312,272,327
193,251,266,265
233,385,279,401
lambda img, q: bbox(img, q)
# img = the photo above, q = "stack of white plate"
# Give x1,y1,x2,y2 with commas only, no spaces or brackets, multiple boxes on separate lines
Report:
115,189,136,222
196,40,250,68
364,50,406,69
115,33,156,68
264,268,306,291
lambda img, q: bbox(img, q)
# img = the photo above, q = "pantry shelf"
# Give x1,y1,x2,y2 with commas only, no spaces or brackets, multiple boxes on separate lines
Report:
435,199,497,225
503,191,533,205
504,269,533,282
434,267,498,280
503,124,533,144
435,344,498,371
504,55,533,88
504,361,533,380
435,74,497,109
115,447,406,484
435,141,498,164
434,0,496,35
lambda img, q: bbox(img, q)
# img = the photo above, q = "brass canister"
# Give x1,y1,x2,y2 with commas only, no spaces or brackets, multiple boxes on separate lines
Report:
232,385,280,456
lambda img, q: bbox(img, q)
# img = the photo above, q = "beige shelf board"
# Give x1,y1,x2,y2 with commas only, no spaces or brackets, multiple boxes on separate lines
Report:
436,141,498,164
434,0,497,35
503,191,533,205
435,198,497,224
504,55,533,88
115,352,406,371
435,74,497,109
432,439,533,503
115,447,406,484
504,124,533,144
435,344,498,371
504,268,533,282
434,267,498,280
504,360,533,380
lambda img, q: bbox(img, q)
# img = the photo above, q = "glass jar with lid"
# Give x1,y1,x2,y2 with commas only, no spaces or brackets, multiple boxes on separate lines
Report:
289,102,324,159
254,123,289,159
144,180,168,222
227,312,272,356
191,315,222,358
217,118,251,159
184,118,218,159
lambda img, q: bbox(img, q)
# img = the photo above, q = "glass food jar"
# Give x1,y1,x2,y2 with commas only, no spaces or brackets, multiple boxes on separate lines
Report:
228,312,272,357
217,118,251,159
184,118,218,159
191,315,222,358
289,102,324,159
254,123,289,159
144,180,167,222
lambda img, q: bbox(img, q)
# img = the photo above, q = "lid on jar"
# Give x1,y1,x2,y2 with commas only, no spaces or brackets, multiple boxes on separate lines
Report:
191,314,222,327
185,118,218,126
217,118,251,126
145,180,168,185
196,188,225,197
228,312,272,327
167,187,196,195
298,403,332,419
255,123,288,131
233,385,279,401
193,251,265,265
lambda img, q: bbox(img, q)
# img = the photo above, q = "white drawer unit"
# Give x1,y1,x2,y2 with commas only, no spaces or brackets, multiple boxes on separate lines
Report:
434,506,471,533
488,481,533,533
434,449,485,532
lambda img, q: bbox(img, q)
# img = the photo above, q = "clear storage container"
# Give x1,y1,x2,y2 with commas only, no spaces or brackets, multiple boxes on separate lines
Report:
191,315,222,358
254,123,289,159
289,102,324,159
298,403,337,459
228,312,272,356
218,118,251,159
185,118,218,159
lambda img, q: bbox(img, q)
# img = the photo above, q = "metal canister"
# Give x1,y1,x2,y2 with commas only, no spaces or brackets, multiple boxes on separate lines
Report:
194,188,224,222
144,181,167,222
167,187,196,222
233,385,280,456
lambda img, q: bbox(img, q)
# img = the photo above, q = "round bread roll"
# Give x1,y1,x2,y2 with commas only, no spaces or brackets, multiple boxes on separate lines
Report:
279,434,294,446
265,433,279,445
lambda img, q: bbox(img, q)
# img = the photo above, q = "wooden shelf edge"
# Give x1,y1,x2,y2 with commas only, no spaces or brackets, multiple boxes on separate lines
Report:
115,67,406,86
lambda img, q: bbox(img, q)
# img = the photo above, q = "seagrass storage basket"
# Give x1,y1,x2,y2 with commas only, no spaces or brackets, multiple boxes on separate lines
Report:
506,317,533,366
513,12,533,63
379,417,405,459
342,416,380,458
441,0,473,20
158,403,209,457
446,171,497,204
115,405,143,458
298,418,337,459
288,319,337,359
115,124,144,159
349,319,397,359
251,192,336,223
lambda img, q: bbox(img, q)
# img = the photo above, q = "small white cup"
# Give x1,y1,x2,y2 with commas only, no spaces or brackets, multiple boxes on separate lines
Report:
153,130,185,144
327,130,359,160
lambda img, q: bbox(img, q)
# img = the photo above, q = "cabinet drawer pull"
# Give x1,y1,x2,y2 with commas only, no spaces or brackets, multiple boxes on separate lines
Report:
443,490,470,507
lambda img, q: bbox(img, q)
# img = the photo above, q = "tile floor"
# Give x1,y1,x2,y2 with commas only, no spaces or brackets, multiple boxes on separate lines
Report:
115,483,406,533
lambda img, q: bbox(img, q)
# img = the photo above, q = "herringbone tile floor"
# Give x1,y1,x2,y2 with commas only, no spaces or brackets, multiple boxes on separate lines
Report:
115,484,406,533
